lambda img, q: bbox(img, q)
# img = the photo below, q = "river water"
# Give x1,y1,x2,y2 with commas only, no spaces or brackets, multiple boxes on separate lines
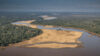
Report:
0,22,100,56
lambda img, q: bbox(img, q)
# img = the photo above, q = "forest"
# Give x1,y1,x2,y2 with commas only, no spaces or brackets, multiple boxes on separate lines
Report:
0,15,42,46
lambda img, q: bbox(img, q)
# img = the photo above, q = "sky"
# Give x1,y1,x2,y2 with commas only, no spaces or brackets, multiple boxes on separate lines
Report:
0,0,100,12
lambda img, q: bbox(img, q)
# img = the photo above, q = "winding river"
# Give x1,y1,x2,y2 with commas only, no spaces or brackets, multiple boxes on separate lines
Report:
0,21,100,56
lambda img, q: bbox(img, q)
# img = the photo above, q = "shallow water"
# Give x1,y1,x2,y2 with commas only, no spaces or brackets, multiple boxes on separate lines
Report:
0,22,100,56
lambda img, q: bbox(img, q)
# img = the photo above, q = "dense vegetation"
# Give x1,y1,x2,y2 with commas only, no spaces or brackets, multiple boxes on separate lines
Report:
0,13,42,46
0,24,42,46
32,15,100,34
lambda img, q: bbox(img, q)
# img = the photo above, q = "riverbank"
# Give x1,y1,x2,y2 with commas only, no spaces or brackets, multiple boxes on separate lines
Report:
32,24,100,37
10,20,83,48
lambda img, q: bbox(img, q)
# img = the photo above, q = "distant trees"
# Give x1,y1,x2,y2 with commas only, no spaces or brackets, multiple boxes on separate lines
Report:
32,17,100,34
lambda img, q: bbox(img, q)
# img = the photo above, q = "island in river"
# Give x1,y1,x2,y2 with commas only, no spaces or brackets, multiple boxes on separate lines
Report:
12,20,83,48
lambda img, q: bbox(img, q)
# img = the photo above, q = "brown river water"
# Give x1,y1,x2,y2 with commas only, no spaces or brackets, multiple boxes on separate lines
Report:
0,23,100,56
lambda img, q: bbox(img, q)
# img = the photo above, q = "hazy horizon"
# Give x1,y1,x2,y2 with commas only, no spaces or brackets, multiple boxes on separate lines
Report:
0,0,100,12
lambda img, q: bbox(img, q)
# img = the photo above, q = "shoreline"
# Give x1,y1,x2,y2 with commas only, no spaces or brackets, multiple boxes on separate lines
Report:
1,20,99,48
0,20,83,48
13,20,100,37
31,23,100,37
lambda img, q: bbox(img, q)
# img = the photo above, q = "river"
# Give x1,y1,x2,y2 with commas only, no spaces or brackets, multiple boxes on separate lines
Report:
0,22,100,56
